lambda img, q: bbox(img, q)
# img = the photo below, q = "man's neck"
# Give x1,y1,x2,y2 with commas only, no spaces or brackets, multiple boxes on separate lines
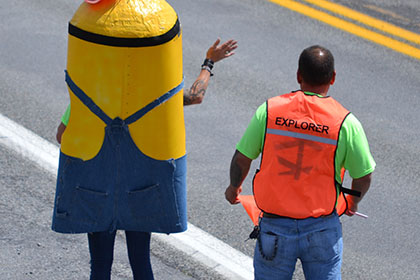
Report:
300,84,330,97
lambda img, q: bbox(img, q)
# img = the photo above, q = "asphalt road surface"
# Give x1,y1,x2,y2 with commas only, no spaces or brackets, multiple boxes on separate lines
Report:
1,0,419,279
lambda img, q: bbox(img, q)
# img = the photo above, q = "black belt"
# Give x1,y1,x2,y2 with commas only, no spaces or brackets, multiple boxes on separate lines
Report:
262,211,337,219
262,212,287,219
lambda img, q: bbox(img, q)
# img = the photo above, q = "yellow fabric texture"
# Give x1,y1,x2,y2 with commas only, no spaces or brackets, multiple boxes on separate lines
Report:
61,0,185,161
71,0,178,38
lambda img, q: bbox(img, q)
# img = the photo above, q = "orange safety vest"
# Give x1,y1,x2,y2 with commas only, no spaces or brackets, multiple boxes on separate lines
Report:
253,91,351,219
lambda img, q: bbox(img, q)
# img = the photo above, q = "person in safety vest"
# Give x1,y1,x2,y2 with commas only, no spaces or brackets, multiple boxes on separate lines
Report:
225,45,375,280
54,1,237,279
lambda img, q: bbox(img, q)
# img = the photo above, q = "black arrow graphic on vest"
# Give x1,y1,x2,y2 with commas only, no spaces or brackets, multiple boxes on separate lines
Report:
275,140,323,180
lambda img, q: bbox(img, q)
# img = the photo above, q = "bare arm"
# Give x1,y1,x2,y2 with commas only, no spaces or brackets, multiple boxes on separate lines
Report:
345,173,372,216
225,150,253,204
184,38,237,105
56,122,66,144
183,70,211,105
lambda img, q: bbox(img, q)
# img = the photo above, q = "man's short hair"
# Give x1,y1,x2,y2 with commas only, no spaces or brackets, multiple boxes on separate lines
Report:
298,45,335,86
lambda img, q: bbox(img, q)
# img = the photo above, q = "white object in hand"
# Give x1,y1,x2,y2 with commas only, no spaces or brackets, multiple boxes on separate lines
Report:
349,211,368,218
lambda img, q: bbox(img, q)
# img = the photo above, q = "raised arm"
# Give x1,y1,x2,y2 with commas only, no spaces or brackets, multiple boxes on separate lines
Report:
183,38,237,106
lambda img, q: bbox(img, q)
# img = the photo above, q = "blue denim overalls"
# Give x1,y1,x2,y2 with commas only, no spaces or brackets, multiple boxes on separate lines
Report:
52,71,187,234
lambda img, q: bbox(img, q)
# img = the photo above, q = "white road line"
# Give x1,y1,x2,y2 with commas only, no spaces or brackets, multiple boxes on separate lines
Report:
0,114,59,175
0,113,254,280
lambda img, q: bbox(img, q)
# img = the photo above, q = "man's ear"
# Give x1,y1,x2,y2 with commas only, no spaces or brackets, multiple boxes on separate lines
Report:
330,71,336,85
297,70,302,84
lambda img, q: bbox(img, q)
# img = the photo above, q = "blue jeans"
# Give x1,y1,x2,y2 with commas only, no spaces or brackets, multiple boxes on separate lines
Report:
88,231,154,280
254,212,342,280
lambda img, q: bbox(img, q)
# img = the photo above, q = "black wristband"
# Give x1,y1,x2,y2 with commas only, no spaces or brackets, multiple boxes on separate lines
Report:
201,65,214,76
201,58,214,70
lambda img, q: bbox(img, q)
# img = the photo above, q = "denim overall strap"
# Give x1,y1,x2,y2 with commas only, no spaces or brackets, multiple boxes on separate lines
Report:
124,80,184,125
65,70,184,126
65,71,113,125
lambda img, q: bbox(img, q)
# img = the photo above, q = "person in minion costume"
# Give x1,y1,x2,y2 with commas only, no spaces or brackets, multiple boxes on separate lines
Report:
52,0,237,278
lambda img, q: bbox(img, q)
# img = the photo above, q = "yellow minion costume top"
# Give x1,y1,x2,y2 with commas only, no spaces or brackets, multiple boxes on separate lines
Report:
62,0,185,161
52,0,188,234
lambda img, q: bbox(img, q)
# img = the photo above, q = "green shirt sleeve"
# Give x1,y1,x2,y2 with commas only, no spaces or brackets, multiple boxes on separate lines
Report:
61,104,71,126
236,103,267,160
335,113,376,181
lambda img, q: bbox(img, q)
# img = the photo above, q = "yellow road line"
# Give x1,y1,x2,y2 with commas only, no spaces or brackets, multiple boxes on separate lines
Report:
302,0,420,45
268,0,420,60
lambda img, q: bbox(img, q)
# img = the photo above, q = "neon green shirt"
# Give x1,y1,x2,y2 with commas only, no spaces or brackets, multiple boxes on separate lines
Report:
61,105,71,126
236,92,376,183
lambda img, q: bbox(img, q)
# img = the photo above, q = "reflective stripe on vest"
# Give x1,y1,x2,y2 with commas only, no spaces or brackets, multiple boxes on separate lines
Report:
253,91,350,219
266,128,338,145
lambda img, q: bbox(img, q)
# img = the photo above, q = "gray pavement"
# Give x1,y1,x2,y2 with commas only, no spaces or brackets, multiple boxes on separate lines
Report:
334,0,420,32
0,145,220,279
1,0,420,279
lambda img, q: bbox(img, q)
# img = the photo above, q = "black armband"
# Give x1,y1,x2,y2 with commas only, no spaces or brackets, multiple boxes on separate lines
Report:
201,65,214,76
201,58,214,70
